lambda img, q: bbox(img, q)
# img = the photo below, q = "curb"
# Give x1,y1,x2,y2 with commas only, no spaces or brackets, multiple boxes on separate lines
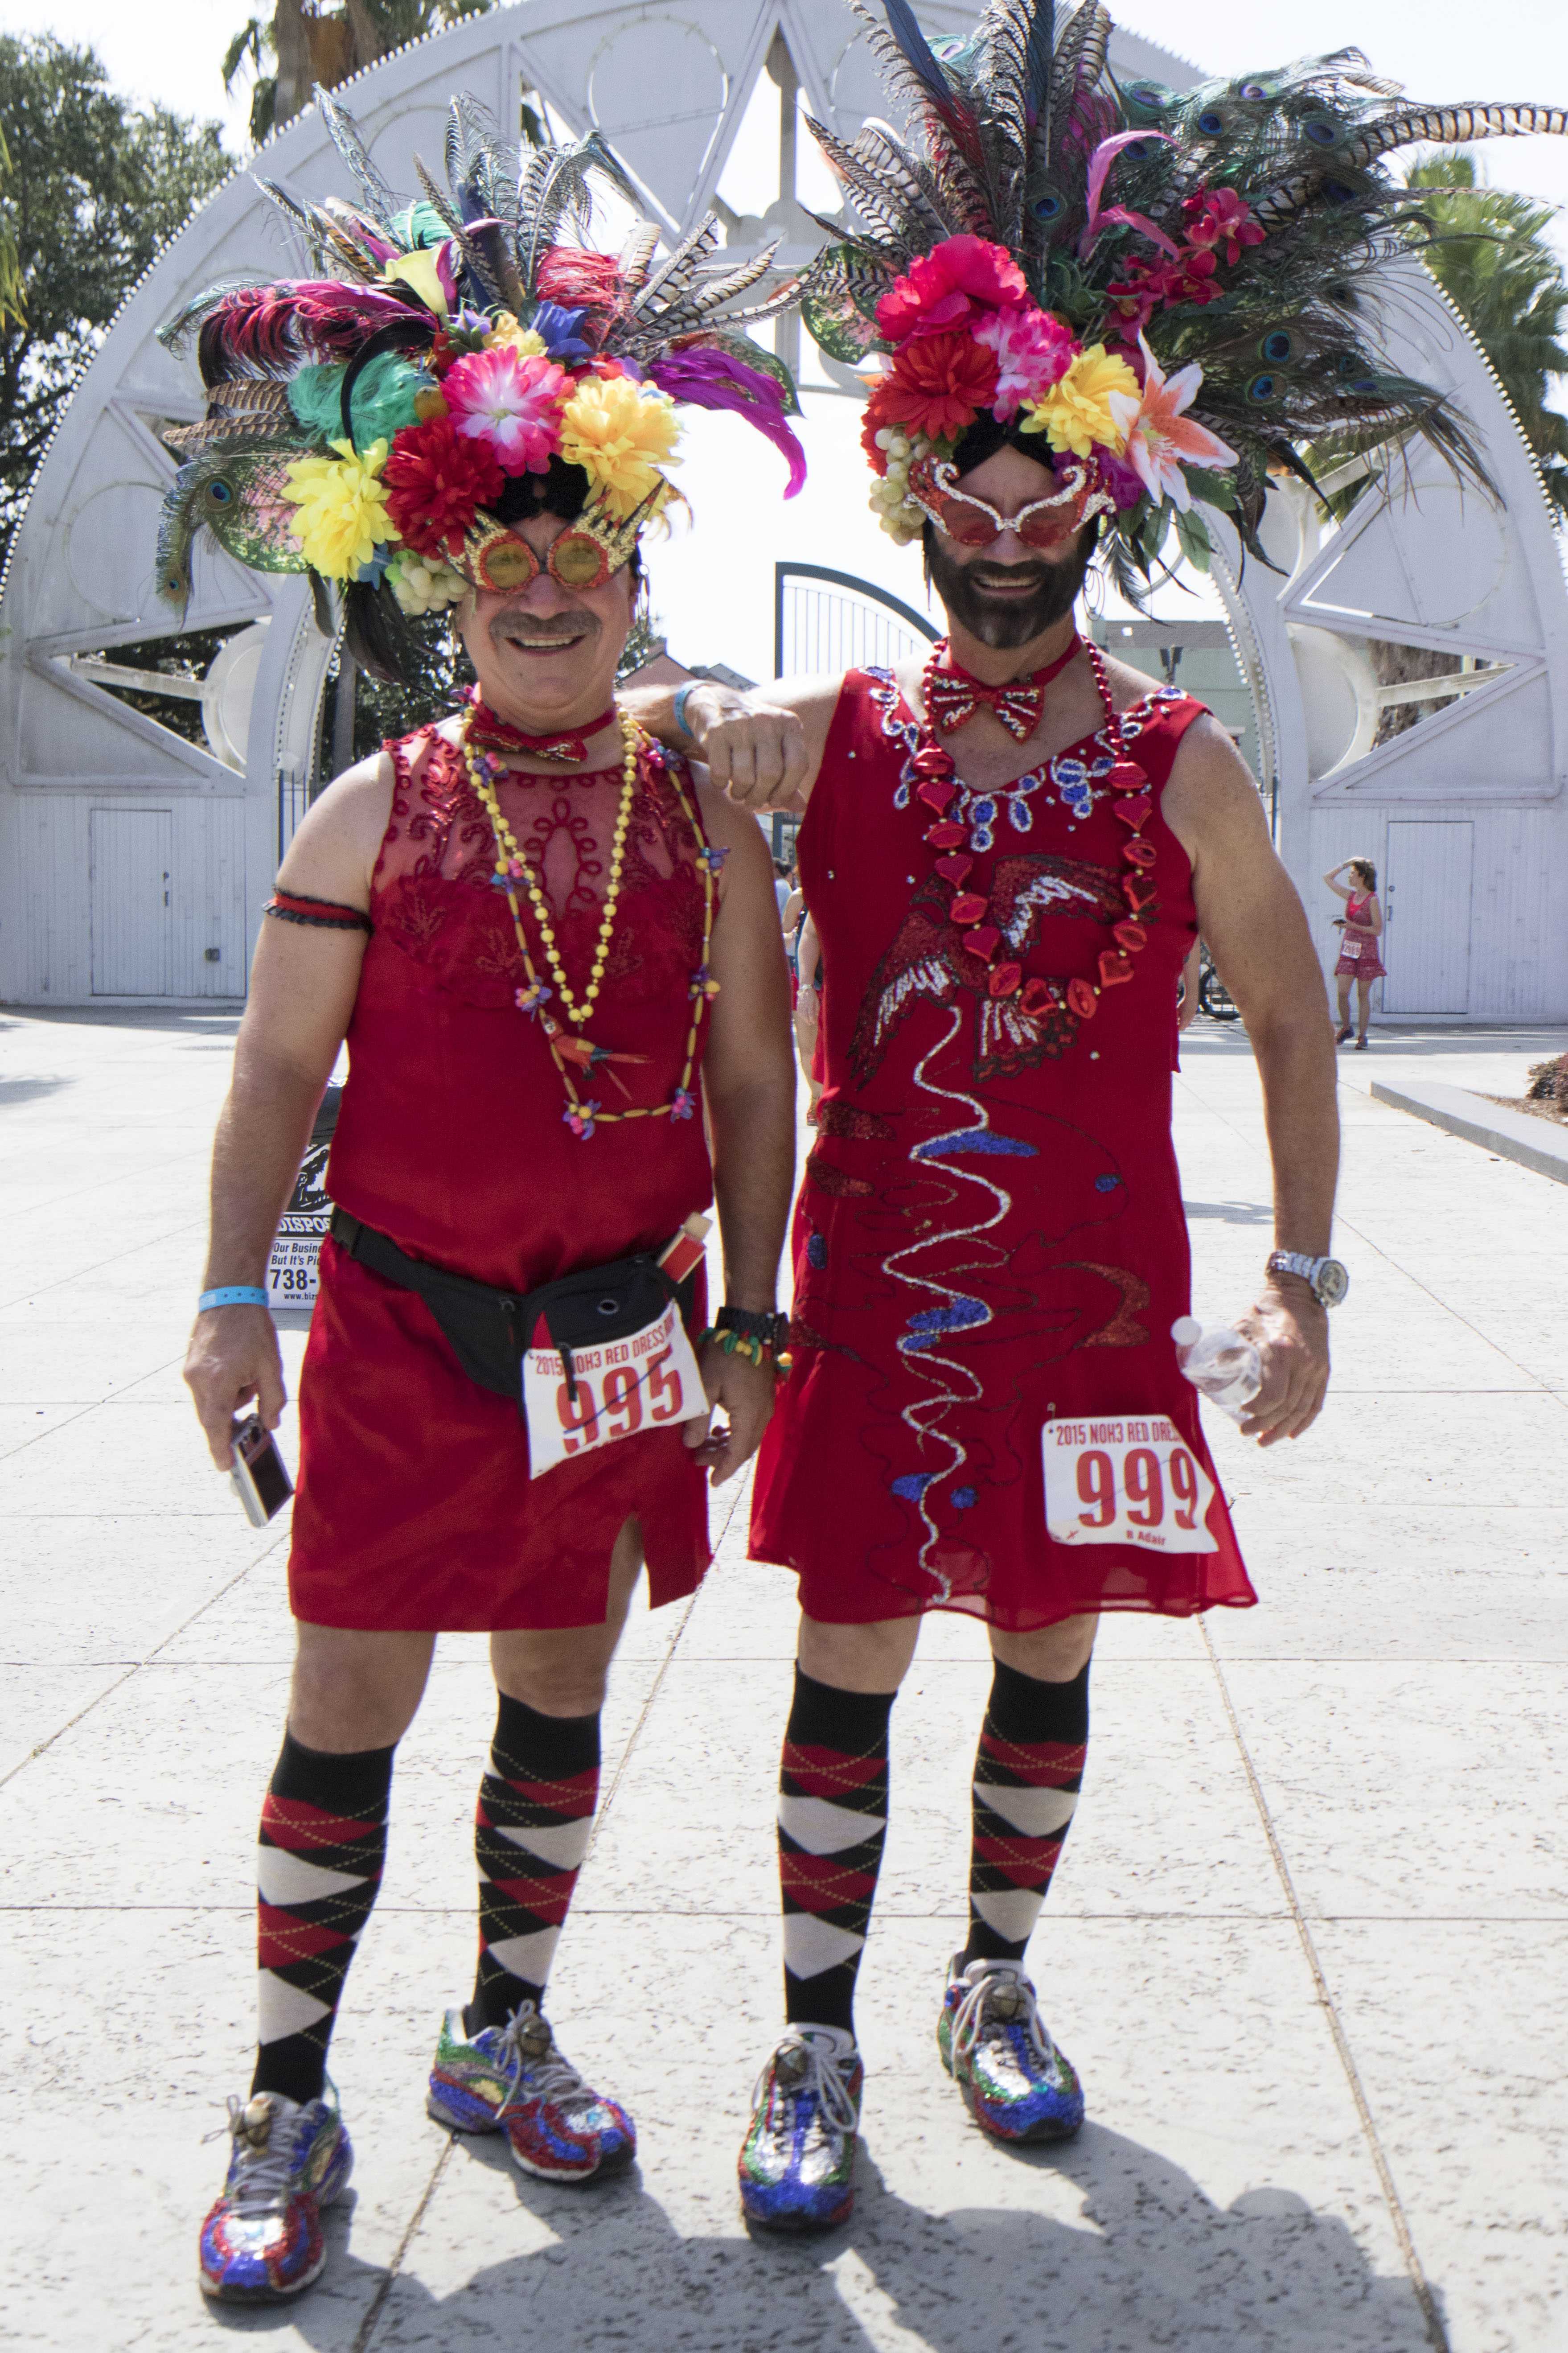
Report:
1369,1079,1568,1187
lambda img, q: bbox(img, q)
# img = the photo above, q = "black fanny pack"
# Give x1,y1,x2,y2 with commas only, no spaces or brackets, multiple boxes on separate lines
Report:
329,1208,690,1407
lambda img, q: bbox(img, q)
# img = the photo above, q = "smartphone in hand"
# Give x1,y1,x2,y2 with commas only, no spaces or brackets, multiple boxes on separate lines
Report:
230,1415,294,1526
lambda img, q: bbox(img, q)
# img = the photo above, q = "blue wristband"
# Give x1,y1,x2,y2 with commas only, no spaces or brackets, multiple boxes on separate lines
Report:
198,1286,269,1311
672,682,699,743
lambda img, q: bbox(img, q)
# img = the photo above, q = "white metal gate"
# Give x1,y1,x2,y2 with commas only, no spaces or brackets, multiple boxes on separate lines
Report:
90,808,172,996
776,562,938,677
1383,820,1474,1015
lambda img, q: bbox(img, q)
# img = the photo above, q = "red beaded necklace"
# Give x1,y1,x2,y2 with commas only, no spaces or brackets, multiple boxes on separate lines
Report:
912,636,1158,1040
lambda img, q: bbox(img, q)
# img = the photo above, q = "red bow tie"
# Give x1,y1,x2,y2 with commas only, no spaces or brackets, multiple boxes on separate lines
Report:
924,636,1081,740
467,691,617,764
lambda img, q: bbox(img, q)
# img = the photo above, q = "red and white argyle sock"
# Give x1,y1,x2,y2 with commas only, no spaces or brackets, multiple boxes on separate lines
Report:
251,1732,395,2105
962,1658,1089,1965
469,1691,600,2032
779,1668,895,2039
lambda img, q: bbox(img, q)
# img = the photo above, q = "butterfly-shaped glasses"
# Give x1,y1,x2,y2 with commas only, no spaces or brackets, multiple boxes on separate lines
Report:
907,457,1112,549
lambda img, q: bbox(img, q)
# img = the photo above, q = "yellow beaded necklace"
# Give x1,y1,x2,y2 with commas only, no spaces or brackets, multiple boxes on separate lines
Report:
461,707,719,1142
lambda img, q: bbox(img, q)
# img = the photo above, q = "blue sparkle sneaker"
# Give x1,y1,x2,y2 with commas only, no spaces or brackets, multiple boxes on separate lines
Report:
426,2002,635,2184
738,2026,863,2232
198,2088,352,2304
937,1955,1085,2143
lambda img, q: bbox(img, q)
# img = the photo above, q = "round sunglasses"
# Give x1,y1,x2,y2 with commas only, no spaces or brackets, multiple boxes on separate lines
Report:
907,457,1111,549
468,523,621,595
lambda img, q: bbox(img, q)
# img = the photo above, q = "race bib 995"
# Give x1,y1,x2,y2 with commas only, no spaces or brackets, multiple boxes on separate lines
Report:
1042,1415,1218,1554
523,1298,705,1480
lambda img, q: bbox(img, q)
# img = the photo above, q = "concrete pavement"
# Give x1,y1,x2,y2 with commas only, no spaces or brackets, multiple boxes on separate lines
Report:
0,1005,1564,2352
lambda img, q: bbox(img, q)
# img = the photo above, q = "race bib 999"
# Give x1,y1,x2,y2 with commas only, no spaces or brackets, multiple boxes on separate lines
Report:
524,1298,705,1480
1042,1415,1218,1554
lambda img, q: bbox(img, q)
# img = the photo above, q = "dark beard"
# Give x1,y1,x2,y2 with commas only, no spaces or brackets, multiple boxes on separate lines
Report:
925,525,1097,651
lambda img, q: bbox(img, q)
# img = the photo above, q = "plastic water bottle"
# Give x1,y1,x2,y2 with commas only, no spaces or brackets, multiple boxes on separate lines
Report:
1171,1317,1261,1423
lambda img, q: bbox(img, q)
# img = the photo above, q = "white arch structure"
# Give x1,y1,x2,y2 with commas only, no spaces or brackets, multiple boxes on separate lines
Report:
1,1,1564,1016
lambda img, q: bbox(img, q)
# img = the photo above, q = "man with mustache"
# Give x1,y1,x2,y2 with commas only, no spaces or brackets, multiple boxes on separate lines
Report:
171,110,801,2303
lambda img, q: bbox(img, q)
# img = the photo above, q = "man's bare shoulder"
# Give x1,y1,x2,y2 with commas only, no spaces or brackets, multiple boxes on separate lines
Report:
275,750,396,905
1163,712,1272,857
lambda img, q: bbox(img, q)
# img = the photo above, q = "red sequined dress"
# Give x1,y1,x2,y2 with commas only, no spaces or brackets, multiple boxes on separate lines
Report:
750,670,1256,1630
288,724,715,1632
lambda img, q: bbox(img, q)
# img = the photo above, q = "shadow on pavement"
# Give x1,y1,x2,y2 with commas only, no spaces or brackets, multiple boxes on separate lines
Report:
0,1076,74,1107
246,2125,1442,2353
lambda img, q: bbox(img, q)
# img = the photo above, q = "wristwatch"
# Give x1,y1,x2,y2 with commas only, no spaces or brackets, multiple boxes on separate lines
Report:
1265,1250,1349,1308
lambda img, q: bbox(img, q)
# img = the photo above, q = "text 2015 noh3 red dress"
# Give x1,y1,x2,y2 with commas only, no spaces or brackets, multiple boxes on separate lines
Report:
288,726,716,1633
751,672,1256,1631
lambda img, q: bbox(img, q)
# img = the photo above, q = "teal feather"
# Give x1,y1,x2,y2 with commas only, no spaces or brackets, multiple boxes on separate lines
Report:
287,352,430,452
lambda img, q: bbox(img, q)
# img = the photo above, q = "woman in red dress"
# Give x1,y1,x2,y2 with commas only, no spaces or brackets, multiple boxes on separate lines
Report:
1325,857,1386,1049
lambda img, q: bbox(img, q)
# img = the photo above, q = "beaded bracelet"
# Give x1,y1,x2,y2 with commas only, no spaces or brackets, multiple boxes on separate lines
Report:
698,1306,794,1372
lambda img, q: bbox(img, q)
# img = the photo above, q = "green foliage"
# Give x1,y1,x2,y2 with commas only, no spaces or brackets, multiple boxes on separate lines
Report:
0,36,230,565
1408,152,1568,517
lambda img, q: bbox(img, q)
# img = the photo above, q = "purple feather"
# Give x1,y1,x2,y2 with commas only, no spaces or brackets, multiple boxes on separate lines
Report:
649,348,806,496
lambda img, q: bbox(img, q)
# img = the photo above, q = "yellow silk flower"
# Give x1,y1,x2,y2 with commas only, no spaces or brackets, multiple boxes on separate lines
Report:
1022,345,1140,458
282,438,393,579
485,313,548,358
558,375,680,516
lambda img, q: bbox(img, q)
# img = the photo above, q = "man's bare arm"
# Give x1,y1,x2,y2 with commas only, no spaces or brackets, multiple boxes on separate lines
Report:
621,675,843,813
1165,720,1339,1446
689,777,798,1482
183,757,391,1467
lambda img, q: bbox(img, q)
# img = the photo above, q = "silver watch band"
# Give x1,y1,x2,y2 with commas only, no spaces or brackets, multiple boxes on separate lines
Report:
1266,1249,1348,1306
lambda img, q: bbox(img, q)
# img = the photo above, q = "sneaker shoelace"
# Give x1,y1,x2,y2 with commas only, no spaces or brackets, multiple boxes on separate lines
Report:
950,1968,1054,2073
213,2096,306,2217
753,2034,860,2140
488,2003,591,2121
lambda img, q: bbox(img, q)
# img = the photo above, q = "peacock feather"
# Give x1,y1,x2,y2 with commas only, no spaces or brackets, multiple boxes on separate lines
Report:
797,1,1568,580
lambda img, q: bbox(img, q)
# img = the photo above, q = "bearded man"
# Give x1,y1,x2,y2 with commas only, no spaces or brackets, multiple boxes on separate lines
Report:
617,0,1544,2228
168,99,801,2301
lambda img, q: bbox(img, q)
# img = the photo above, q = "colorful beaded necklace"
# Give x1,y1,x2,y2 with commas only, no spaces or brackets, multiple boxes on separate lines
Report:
910,636,1159,1043
461,707,719,1141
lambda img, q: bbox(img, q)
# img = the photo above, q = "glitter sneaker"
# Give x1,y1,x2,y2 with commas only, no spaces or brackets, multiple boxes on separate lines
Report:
197,2088,352,2304
738,2025,863,2232
426,2002,635,2184
938,1955,1085,2143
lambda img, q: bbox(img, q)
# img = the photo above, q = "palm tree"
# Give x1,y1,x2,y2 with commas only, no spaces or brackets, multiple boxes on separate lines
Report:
1407,150,1568,518
224,0,490,144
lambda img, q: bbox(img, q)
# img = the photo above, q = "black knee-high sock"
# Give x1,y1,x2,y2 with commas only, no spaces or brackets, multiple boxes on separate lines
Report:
778,1667,895,2038
961,1658,1089,1969
468,1691,601,2035
252,1732,396,2104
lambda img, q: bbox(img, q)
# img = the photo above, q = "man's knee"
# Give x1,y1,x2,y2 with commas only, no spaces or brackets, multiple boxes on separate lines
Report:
491,1633,615,1719
288,1623,435,1750
990,1612,1098,1683
798,1612,920,1695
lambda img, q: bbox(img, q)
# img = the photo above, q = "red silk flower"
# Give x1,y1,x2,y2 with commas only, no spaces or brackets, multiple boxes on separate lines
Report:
383,416,505,558
875,235,1029,344
871,331,1001,444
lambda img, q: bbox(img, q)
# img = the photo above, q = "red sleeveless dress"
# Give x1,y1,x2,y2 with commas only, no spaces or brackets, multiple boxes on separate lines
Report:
750,670,1256,1630
288,725,715,1632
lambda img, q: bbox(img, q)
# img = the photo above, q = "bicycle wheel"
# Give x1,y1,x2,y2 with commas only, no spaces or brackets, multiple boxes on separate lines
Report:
1199,957,1241,1022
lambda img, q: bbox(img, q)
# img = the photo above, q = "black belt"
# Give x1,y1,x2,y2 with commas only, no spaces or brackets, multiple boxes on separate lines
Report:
329,1208,691,1407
